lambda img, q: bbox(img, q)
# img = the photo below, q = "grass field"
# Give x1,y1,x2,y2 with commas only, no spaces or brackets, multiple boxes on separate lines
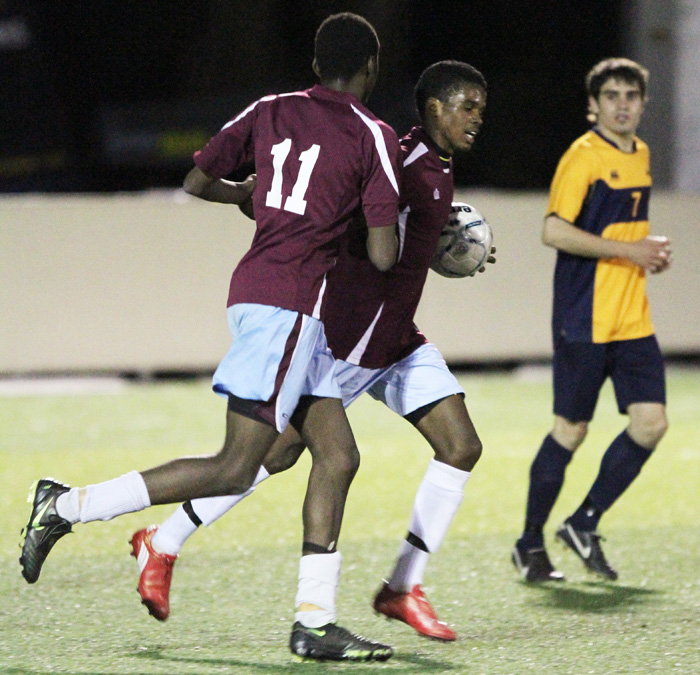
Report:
1,366,699,674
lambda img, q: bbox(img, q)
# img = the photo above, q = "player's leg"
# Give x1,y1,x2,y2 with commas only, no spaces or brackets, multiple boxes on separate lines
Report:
374,393,476,641
389,394,478,584
559,337,667,579
293,395,359,607
566,404,667,533
365,344,468,640
514,338,605,582
290,394,392,661
517,416,586,549
20,405,279,585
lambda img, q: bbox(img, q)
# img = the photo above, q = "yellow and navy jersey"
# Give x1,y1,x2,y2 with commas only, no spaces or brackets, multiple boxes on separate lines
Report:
547,128,654,344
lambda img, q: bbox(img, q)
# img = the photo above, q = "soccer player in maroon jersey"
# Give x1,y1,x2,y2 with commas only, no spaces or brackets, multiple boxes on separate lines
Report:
131,61,491,643
20,13,401,662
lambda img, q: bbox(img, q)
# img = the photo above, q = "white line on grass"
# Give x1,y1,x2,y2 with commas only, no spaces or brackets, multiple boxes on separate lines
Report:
0,376,129,397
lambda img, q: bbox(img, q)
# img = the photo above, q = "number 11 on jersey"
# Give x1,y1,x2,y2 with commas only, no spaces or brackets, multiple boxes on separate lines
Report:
266,139,321,215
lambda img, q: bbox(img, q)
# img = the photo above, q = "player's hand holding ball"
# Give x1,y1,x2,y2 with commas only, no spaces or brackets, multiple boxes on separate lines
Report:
431,203,494,278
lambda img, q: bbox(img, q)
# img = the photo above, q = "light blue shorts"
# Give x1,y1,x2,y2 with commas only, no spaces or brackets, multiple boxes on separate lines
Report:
337,343,464,417
212,304,340,431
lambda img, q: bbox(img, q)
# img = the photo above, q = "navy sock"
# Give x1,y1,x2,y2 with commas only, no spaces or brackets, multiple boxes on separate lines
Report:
518,434,573,551
568,430,652,531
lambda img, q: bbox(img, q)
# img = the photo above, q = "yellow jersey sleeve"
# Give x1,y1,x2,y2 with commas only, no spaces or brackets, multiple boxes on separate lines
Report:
547,139,600,223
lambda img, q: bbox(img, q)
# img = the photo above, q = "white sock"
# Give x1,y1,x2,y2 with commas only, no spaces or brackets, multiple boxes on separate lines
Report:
152,466,271,555
388,459,470,591
78,471,151,523
151,506,197,555
195,465,270,527
56,488,81,525
295,551,341,627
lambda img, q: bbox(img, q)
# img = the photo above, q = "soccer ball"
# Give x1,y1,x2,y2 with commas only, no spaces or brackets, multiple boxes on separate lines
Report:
430,202,493,278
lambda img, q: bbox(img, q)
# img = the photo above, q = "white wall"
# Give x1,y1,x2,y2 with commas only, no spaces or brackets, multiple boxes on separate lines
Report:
1,189,698,374
676,0,700,192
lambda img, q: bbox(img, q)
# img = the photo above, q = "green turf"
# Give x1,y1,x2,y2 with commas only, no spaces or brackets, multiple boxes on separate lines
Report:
1,368,699,673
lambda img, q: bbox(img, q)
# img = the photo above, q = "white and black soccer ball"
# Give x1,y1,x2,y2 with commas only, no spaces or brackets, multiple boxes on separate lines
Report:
430,202,493,278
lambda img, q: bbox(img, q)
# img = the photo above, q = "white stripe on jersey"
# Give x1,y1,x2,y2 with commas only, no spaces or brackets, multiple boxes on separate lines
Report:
222,94,278,130
403,142,429,167
311,273,327,320
397,205,410,261
351,105,400,195
344,302,385,365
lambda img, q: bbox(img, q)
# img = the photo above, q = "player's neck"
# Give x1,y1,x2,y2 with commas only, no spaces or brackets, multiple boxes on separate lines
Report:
421,123,452,159
319,73,370,104
596,125,637,153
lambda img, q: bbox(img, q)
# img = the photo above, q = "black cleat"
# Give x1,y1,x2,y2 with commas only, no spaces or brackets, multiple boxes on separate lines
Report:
511,545,565,582
556,520,618,581
20,479,72,583
290,622,393,662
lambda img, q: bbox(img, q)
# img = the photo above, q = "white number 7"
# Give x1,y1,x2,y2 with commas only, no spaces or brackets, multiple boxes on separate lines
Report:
265,139,321,215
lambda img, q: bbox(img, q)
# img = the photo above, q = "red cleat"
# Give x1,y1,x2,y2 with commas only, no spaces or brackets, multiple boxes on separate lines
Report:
372,582,456,641
129,525,177,621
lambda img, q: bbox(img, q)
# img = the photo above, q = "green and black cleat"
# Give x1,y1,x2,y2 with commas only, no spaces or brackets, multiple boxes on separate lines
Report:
290,621,393,662
20,478,72,583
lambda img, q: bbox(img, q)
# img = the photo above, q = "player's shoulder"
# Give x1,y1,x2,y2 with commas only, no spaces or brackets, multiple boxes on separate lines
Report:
555,130,603,174
400,126,437,166
259,88,312,109
565,130,602,157
633,136,650,154
351,99,397,133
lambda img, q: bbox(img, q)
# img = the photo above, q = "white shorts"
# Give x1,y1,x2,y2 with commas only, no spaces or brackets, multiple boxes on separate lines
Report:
212,303,340,432
336,343,464,417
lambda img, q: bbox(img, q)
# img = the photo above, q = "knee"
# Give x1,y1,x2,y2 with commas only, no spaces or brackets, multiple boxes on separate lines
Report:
461,437,483,472
218,468,257,495
264,441,306,475
336,442,361,481
630,414,668,450
435,433,482,472
314,440,360,482
209,452,259,495
552,418,588,451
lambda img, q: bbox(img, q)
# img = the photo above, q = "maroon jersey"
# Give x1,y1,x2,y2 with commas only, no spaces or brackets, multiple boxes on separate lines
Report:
322,126,454,368
194,84,401,318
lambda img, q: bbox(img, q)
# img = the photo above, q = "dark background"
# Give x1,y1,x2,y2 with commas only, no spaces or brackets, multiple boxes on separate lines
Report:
1,0,623,193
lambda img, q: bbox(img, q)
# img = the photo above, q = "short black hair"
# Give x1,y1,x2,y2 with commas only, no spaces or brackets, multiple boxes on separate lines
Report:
314,13,379,80
414,60,487,122
586,57,649,100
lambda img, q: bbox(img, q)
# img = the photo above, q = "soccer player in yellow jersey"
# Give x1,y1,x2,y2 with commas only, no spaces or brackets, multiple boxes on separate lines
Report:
512,58,673,582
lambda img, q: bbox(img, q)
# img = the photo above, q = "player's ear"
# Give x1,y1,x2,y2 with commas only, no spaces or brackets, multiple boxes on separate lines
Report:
587,95,599,124
312,57,321,79
426,97,442,120
366,54,378,79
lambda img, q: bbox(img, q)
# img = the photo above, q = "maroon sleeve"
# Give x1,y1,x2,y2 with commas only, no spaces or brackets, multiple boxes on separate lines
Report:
360,121,401,229
193,100,259,178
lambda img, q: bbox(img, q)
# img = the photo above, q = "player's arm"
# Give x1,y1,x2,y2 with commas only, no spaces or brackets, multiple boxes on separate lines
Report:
366,224,398,272
542,214,671,273
183,167,257,218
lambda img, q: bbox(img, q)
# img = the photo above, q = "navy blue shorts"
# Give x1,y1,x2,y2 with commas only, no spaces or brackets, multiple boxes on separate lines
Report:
552,334,666,422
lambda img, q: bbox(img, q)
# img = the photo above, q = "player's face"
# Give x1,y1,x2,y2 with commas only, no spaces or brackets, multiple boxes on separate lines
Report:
433,84,486,155
590,77,645,142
